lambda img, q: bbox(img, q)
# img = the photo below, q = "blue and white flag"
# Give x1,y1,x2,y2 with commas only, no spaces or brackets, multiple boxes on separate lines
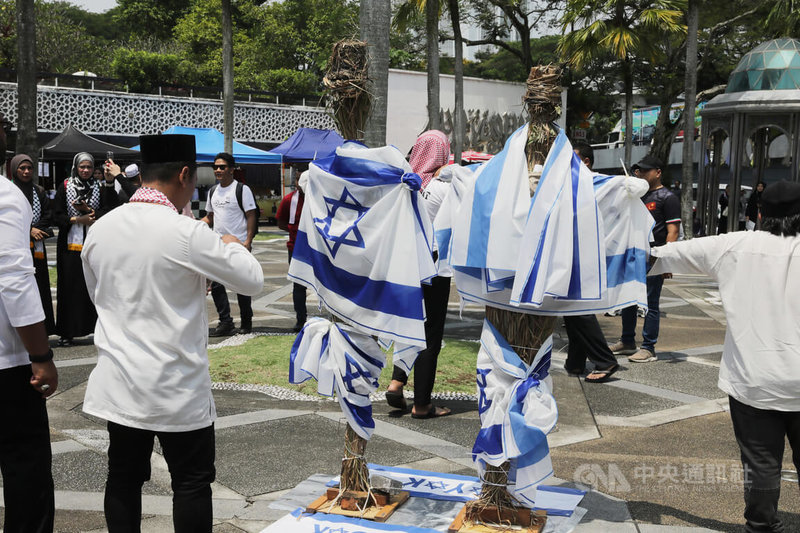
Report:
473,319,558,504
510,131,604,310
324,463,586,515
290,318,385,440
261,508,440,533
449,125,530,283
444,127,651,315
288,143,437,347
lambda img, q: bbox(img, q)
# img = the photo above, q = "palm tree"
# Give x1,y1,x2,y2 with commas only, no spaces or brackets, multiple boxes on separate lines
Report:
447,0,464,163
16,0,38,171
681,0,698,238
558,0,686,168
222,0,234,153
394,0,442,132
360,0,391,146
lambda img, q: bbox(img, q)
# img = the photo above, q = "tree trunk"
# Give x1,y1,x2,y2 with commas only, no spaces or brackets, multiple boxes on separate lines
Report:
448,0,463,163
16,0,38,176
221,0,234,154
623,58,633,170
649,95,682,166
426,0,441,131
681,0,699,239
359,0,390,147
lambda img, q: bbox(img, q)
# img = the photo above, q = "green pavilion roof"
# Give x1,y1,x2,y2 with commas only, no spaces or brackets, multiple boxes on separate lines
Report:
726,38,800,93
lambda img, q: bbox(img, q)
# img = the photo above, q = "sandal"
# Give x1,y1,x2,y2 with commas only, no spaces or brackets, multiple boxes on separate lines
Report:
584,364,620,383
385,390,407,410
411,405,451,419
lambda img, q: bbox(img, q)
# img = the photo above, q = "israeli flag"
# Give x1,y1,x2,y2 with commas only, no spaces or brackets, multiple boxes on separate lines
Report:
472,319,558,505
290,318,385,440
449,125,530,283
288,143,437,347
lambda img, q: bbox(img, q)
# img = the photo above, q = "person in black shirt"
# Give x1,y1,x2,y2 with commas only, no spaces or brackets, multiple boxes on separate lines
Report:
609,155,680,363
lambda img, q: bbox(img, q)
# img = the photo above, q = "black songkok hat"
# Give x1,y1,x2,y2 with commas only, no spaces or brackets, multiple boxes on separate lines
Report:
139,134,196,164
761,181,800,218
631,154,664,172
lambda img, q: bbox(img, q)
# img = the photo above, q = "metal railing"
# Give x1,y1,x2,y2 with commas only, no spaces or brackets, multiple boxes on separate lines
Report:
0,68,324,107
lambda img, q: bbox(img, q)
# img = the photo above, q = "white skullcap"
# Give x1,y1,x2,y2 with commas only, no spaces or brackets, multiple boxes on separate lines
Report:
298,170,309,192
124,163,140,178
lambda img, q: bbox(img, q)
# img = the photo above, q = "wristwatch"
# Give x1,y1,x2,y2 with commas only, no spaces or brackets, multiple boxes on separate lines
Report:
29,348,54,363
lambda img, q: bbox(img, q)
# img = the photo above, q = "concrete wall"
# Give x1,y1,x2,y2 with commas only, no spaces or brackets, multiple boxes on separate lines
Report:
387,69,536,154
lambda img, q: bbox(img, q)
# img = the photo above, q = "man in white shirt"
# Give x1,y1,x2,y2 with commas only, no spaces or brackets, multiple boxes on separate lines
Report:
81,135,263,532
649,181,800,533
201,152,259,336
0,128,59,531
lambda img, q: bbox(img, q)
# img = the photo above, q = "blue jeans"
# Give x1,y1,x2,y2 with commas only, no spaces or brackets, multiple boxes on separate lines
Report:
620,274,663,352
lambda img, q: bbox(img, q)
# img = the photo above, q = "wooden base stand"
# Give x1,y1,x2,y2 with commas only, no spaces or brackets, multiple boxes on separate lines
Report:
448,504,546,533
306,486,409,522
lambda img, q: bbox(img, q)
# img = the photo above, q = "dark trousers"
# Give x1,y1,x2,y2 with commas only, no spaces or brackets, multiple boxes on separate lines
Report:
391,276,451,407
105,422,216,533
621,274,664,352
728,397,800,533
564,314,617,372
288,250,307,323
210,281,252,326
0,364,54,533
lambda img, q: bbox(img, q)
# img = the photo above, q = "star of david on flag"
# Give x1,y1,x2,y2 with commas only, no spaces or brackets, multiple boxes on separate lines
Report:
313,187,368,258
288,143,436,347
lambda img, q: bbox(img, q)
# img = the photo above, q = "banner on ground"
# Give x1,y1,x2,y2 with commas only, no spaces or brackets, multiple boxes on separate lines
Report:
260,508,440,533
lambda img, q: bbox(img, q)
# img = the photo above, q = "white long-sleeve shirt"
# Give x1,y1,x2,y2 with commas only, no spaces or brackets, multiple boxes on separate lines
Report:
81,201,264,431
0,176,45,371
650,232,800,411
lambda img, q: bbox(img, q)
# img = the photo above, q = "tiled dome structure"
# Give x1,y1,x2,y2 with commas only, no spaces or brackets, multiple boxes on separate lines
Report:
726,38,800,93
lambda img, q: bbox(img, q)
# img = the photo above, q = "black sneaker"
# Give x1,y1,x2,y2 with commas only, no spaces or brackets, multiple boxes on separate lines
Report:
238,320,252,334
292,320,305,333
210,321,235,337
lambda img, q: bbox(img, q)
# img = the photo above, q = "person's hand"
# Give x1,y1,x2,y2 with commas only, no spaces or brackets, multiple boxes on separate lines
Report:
662,272,673,280
30,361,58,398
75,211,96,226
30,227,48,241
243,239,252,252
221,234,243,246
105,160,121,182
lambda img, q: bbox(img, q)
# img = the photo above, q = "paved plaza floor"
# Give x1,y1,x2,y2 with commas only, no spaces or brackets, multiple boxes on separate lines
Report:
5,230,799,532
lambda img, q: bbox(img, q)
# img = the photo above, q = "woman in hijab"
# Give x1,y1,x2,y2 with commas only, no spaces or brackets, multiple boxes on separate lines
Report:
386,130,454,419
52,152,119,345
10,154,56,334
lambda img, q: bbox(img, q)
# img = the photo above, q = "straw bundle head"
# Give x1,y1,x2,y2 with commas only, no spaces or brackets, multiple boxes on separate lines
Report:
324,39,372,141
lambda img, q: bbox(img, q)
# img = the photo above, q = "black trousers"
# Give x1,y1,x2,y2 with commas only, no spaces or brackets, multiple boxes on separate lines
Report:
729,396,800,533
564,314,617,372
210,281,252,325
0,364,54,533
105,422,216,533
391,276,451,407
287,250,307,323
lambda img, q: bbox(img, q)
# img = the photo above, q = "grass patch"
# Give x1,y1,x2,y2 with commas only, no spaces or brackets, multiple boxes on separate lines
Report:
49,267,57,288
253,233,286,241
207,335,479,395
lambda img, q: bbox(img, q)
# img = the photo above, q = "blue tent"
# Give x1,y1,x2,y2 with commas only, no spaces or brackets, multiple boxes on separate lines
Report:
132,126,282,164
270,128,344,163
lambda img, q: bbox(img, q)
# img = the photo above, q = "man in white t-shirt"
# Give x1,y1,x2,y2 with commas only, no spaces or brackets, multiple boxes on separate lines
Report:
0,122,59,531
201,152,259,335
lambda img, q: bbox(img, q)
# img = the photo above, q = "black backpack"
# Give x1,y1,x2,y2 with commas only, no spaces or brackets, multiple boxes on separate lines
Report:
209,181,261,222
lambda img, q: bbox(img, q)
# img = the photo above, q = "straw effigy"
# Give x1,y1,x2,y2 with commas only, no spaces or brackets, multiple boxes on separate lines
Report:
464,64,563,524
323,39,372,141
322,39,374,499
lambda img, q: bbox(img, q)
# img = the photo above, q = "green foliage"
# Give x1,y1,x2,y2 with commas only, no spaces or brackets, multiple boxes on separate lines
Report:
114,0,192,41
249,69,319,95
111,48,183,92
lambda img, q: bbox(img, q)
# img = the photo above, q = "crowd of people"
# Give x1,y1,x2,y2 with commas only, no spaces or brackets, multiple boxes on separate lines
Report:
3,123,800,533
